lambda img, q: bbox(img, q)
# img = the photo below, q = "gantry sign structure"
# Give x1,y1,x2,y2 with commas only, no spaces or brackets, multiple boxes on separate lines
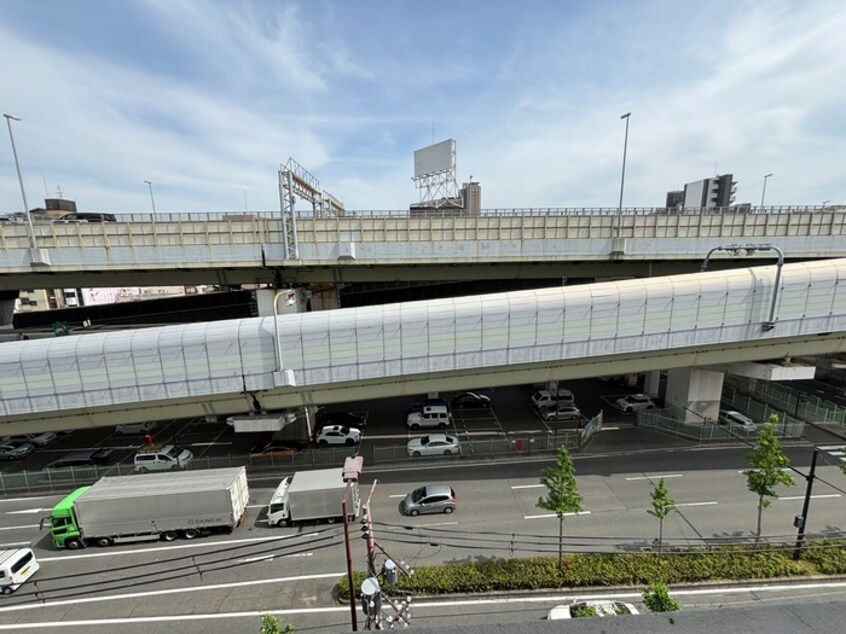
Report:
278,157,346,260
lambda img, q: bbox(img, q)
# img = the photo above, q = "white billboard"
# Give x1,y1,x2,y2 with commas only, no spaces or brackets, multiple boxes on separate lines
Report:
414,139,455,177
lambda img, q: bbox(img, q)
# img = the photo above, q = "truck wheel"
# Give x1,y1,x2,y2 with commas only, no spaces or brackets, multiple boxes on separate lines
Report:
183,529,199,540
161,531,177,542
65,539,82,550
444,507,454,514
96,537,113,547
409,509,419,517
277,520,288,527
326,517,337,524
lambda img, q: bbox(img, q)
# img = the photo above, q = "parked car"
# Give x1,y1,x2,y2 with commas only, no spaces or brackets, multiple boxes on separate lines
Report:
315,409,367,430
407,433,460,457
406,405,452,431
531,389,575,410
615,394,656,413
44,448,115,470
401,485,457,516
55,212,116,223
539,405,582,422
115,422,156,436
0,440,35,461
547,600,639,620
315,425,361,447
249,439,304,456
718,409,758,431
450,392,492,410
133,445,194,472
2,432,58,447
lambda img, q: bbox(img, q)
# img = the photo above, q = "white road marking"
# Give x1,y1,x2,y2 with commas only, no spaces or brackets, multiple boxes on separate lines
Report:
676,501,718,507
778,494,841,501
625,474,683,481
829,451,845,456
2,580,846,629
237,552,312,563
818,445,845,450
246,504,266,509
386,521,458,529
0,524,38,531
0,541,32,548
0,495,62,503
524,511,591,520
38,532,319,562
0,572,344,616
510,484,543,489
187,442,232,446
5,508,49,514
388,494,407,498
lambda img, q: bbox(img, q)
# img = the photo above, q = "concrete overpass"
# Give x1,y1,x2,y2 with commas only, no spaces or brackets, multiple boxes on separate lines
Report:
1,258,843,435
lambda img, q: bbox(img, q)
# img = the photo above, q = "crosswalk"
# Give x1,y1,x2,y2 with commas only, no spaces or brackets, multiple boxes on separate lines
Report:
819,445,846,463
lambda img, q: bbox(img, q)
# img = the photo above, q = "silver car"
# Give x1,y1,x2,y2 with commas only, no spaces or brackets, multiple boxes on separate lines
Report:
540,405,582,422
0,440,35,461
401,485,457,516
406,433,460,457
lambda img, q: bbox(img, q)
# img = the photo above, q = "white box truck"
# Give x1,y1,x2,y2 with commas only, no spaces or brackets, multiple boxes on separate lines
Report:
47,467,249,549
266,467,360,527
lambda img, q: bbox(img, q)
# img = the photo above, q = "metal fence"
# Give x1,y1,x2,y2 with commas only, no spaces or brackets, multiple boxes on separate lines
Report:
725,375,846,427
0,432,581,496
639,406,804,443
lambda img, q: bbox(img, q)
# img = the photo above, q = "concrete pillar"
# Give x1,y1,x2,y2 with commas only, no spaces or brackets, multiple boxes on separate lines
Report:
645,370,661,397
665,367,725,424
0,294,17,327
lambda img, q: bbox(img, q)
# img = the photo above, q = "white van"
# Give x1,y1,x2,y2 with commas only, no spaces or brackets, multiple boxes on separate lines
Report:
406,405,452,431
531,389,575,410
133,445,194,472
0,548,39,594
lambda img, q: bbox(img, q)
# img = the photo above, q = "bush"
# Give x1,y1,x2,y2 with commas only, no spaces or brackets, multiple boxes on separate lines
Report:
642,582,682,612
337,544,823,600
801,539,846,574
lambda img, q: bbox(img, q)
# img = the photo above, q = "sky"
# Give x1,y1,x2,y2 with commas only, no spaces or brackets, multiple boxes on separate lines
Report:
0,0,844,214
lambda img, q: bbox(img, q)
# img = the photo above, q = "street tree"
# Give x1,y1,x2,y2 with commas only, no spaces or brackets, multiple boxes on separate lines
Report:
744,414,795,540
647,477,677,554
537,446,583,568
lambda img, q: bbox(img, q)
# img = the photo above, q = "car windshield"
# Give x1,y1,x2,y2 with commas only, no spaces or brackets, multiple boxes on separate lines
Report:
411,487,426,503
420,436,431,445
166,446,184,458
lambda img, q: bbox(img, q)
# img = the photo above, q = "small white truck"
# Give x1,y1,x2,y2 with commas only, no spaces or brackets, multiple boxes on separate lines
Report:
267,466,361,527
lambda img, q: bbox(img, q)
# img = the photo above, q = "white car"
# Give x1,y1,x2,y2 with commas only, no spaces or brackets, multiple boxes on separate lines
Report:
718,409,757,430
615,394,656,413
315,425,362,447
547,600,639,620
407,433,461,457
115,422,157,436
2,432,58,447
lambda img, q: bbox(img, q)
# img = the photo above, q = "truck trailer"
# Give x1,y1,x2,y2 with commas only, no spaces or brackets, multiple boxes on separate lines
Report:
266,467,360,527
47,467,249,549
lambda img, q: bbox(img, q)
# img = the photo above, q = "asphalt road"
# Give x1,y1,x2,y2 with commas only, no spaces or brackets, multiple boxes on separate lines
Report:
0,436,843,632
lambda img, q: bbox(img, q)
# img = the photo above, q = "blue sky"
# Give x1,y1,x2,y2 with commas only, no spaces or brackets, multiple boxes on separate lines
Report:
1,0,844,213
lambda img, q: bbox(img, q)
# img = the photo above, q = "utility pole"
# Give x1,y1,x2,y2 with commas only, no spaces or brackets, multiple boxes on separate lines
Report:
793,447,819,560
342,456,364,631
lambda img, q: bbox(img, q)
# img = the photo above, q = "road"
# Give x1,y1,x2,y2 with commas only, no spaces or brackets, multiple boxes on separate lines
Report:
0,439,843,632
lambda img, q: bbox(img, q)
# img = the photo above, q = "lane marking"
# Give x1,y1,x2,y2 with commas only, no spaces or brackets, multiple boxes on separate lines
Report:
510,484,543,490
778,494,841,501
0,495,62,503
818,445,844,450
0,572,345,616
39,532,319,562
5,508,49,515
386,521,458,529
0,541,32,548
524,511,591,520
237,552,312,563
187,442,232,446
676,501,718,507
625,474,683,481
388,494,407,498
0,524,38,531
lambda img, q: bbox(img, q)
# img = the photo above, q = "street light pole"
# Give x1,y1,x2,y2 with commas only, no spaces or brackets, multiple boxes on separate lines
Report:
616,112,631,239
143,180,157,220
760,173,773,208
3,114,38,253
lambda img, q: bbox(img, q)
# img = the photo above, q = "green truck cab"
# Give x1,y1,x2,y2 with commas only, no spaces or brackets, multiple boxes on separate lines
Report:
48,487,89,549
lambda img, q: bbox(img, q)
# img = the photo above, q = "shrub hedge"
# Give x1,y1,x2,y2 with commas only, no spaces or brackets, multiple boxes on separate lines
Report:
337,542,846,601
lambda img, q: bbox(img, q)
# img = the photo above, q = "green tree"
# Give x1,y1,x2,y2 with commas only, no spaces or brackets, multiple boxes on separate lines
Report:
647,477,677,554
537,446,583,568
260,613,294,634
642,581,682,612
744,415,795,541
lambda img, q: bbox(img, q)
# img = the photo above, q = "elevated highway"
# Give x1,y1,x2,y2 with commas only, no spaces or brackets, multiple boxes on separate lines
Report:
0,206,843,290
1,258,845,434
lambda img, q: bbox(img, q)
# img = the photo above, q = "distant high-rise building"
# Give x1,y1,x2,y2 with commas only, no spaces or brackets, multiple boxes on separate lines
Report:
461,181,481,216
681,174,737,209
665,190,684,209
